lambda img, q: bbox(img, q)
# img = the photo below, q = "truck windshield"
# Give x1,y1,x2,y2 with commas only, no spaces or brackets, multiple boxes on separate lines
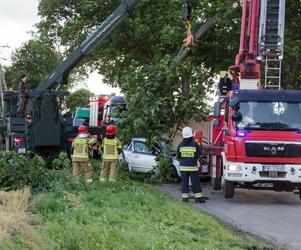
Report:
236,101,301,131
110,104,126,123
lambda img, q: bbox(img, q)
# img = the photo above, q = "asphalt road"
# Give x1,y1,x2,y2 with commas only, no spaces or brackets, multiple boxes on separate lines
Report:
158,184,301,250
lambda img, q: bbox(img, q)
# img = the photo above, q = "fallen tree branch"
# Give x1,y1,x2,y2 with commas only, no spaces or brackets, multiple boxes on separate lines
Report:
133,0,239,107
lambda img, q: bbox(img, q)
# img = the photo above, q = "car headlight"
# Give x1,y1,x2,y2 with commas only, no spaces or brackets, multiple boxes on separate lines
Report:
172,158,180,166
228,164,242,171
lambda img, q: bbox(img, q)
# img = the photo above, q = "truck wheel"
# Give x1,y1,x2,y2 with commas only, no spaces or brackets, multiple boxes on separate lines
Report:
212,178,221,190
224,180,235,198
298,185,301,200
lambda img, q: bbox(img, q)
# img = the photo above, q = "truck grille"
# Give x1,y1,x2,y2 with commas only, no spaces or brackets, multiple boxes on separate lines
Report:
245,142,301,158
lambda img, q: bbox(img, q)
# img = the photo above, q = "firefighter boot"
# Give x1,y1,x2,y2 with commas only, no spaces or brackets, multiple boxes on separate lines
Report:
195,197,206,203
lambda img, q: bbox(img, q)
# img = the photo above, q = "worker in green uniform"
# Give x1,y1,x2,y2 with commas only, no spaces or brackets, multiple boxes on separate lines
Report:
17,74,30,117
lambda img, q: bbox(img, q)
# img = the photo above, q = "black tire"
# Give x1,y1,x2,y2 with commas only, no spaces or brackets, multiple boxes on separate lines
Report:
298,185,301,200
212,177,222,190
224,180,235,198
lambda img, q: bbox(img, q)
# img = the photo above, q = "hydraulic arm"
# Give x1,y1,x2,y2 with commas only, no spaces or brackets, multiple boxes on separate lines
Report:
35,0,139,92
26,0,139,158
229,0,285,89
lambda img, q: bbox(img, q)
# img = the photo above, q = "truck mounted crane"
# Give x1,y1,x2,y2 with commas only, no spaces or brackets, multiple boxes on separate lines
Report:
203,0,301,199
0,0,139,162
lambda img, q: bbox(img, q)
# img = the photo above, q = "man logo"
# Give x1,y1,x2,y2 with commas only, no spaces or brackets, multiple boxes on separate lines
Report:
271,146,277,155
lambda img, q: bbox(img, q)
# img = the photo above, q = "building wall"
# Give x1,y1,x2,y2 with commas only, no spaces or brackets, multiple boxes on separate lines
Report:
170,120,209,148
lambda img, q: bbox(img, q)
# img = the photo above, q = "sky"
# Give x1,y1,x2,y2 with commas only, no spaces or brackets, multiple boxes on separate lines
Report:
0,0,120,95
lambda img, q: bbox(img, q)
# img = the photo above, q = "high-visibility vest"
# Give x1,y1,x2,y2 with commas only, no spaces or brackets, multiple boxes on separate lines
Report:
72,136,96,162
102,138,121,160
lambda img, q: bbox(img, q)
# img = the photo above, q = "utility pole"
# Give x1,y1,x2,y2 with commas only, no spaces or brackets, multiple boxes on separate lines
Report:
0,45,9,92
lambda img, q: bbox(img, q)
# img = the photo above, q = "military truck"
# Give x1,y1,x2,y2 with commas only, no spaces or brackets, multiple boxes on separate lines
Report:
0,0,140,162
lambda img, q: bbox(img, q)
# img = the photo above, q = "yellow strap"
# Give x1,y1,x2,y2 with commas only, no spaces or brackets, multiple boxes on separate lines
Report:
104,139,117,145
103,155,119,160
180,147,196,152
180,167,198,172
72,155,88,159
194,193,203,198
182,193,189,198
74,138,87,145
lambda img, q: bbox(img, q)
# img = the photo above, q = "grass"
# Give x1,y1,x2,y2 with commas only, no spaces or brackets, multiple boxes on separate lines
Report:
0,168,279,250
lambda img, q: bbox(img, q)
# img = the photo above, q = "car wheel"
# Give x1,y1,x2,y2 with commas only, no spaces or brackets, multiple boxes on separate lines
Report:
224,180,235,198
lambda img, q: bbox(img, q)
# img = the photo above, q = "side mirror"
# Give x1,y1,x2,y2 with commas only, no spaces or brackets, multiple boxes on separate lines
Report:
214,102,221,118
232,111,242,123
213,119,220,127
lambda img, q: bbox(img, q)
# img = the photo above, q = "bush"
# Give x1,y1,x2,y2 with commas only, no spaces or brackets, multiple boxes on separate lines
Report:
51,152,71,169
150,154,178,184
0,151,53,191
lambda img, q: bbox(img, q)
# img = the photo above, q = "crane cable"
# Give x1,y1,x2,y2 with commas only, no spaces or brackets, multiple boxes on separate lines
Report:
182,0,194,48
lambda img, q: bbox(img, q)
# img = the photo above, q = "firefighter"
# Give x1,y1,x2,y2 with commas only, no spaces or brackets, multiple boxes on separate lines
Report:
17,74,30,117
177,126,205,203
100,125,122,182
71,125,96,183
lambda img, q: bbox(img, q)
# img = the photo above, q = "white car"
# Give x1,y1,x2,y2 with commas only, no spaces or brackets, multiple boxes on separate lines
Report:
121,138,180,177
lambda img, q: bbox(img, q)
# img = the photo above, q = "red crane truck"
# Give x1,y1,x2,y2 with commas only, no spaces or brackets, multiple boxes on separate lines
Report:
204,0,301,199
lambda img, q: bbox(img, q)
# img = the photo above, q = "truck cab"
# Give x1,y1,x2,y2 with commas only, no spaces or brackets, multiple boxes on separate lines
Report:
103,96,126,125
73,107,90,127
214,89,301,197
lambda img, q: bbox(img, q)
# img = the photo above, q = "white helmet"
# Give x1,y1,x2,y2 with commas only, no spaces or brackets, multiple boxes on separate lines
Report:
182,126,193,138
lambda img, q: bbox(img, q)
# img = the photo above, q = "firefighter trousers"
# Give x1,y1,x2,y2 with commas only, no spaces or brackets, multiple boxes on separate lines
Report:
17,96,28,117
72,161,93,182
180,171,202,199
100,160,118,181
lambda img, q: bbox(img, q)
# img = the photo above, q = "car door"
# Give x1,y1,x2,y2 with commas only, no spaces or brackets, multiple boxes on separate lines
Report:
131,140,157,173
122,143,133,171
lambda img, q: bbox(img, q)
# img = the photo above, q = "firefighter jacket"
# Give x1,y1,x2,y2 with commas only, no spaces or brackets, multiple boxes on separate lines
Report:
18,80,30,97
102,136,122,161
177,137,202,171
71,134,96,162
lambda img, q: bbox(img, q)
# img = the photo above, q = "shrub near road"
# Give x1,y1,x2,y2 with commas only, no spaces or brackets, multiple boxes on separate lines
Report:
0,153,274,249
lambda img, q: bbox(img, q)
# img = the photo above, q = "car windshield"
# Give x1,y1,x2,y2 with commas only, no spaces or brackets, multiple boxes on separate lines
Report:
236,101,301,131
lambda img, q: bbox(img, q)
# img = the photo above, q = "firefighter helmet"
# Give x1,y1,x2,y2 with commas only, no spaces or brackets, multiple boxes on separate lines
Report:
182,126,193,138
78,125,88,135
106,125,117,136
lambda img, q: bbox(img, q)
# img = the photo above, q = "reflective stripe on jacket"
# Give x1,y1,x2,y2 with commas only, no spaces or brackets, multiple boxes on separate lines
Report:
102,138,121,160
71,135,96,162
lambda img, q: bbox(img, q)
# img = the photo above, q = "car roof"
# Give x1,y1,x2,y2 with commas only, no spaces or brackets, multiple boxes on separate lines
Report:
132,137,147,142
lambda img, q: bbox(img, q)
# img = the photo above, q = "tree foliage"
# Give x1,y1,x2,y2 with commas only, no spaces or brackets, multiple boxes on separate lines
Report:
36,0,301,142
5,39,62,90
65,88,93,113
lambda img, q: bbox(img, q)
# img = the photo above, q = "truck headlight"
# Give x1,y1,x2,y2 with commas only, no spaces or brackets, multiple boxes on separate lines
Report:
228,164,242,171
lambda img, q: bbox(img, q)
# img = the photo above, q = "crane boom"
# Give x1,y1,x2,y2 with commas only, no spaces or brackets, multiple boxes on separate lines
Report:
35,0,139,92
229,0,286,90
